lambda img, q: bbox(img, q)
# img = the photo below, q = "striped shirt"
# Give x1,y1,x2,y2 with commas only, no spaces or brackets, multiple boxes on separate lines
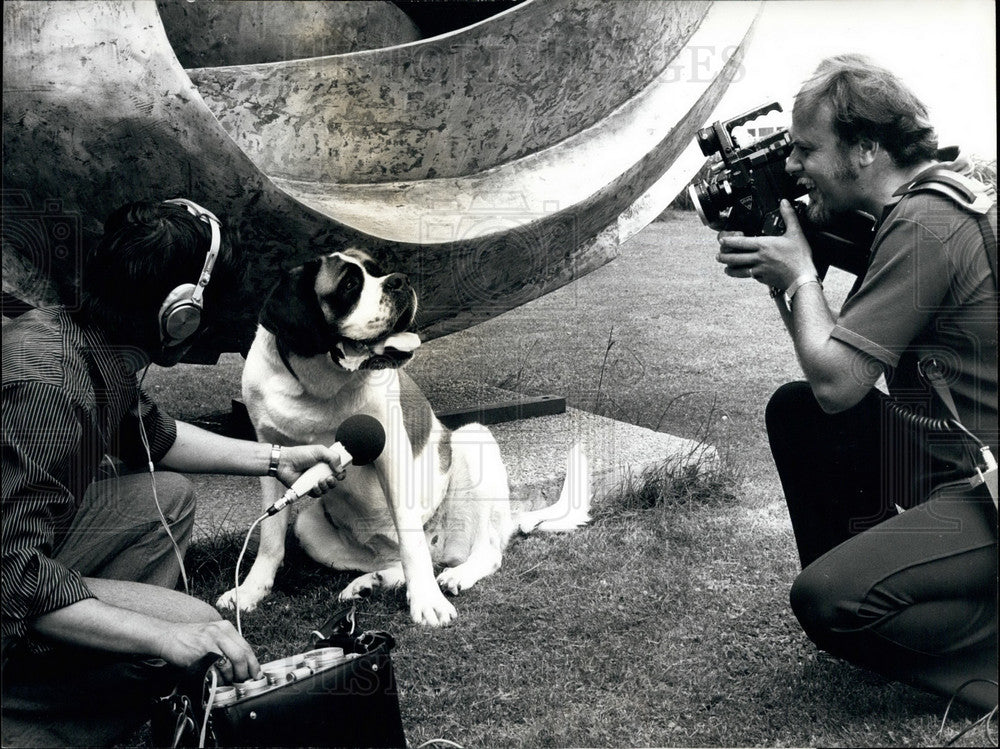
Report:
1,307,177,660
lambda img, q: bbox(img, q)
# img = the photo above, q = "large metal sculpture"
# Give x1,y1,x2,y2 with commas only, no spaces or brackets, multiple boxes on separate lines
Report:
2,0,759,360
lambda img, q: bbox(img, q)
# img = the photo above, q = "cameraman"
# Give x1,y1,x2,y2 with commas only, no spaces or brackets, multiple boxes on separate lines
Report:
2,200,343,747
716,55,997,711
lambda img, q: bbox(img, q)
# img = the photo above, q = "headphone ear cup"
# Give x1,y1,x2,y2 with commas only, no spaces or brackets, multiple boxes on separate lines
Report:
160,283,202,345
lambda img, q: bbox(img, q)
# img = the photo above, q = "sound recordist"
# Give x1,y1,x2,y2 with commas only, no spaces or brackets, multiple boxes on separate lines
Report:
1,200,345,747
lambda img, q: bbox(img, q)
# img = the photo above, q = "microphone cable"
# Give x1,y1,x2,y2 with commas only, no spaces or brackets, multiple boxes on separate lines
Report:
138,365,191,595
234,510,269,636
198,667,220,748
231,414,384,633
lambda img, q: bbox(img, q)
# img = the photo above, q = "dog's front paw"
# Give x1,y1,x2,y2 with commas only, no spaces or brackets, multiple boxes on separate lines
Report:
339,572,380,600
436,565,480,596
407,585,457,627
216,583,270,613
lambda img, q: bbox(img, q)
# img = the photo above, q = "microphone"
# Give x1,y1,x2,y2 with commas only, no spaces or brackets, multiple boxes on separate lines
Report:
265,414,385,516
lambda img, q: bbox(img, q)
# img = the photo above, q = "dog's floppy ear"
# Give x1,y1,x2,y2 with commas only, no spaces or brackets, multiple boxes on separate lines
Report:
259,259,329,357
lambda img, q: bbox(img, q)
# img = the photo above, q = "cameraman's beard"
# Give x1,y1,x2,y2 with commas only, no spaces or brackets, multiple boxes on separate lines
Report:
805,158,860,227
805,195,833,226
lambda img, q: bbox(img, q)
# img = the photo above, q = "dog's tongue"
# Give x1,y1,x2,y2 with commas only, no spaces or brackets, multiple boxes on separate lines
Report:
334,332,421,372
371,332,421,355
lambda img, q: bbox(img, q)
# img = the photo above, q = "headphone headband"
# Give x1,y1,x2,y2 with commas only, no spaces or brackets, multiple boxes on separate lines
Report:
158,198,223,347
163,198,221,306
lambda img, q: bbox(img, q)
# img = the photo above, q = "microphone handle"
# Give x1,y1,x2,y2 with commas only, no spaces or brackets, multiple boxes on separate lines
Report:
290,443,352,496
269,444,351,516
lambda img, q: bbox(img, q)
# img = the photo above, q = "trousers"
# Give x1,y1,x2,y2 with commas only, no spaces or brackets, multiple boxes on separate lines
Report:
1,470,195,748
766,381,997,712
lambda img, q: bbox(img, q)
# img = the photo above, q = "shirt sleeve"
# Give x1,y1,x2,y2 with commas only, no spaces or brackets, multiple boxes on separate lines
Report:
111,388,177,467
1,382,96,657
831,208,951,368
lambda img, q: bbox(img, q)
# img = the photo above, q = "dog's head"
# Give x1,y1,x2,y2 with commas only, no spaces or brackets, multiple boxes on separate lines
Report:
260,249,419,370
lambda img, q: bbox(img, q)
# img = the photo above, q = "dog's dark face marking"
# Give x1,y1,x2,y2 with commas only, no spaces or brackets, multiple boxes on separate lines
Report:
260,249,417,363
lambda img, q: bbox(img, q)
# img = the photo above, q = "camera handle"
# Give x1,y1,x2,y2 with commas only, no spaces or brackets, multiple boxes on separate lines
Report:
696,101,784,165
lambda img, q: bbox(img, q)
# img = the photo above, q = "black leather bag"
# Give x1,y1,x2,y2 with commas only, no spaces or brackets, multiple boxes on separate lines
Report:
152,608,406,748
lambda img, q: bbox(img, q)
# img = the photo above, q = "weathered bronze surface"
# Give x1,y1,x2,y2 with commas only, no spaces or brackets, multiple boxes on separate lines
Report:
2,1,756,359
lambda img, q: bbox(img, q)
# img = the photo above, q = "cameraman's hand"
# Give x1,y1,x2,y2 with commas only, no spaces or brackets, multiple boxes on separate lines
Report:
157,619,261,683
276,444,346,495
716,200,816,290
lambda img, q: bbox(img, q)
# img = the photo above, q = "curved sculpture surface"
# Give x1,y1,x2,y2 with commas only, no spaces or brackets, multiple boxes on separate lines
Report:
2,0,759,359
157,0,422,68
189,1,710,183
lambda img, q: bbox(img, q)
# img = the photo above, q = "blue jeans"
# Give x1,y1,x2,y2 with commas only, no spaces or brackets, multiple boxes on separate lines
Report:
2,471,195,747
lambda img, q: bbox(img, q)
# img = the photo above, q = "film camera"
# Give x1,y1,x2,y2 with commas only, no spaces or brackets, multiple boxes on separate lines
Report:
688,102,874,277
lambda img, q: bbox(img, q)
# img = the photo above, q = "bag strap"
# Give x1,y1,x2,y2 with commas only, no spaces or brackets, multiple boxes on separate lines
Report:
894,167,998,288
919,356,999,507
976,205,998,290
894,167,996,215
893,167,999,506
918,358,964,425
305,603,357,650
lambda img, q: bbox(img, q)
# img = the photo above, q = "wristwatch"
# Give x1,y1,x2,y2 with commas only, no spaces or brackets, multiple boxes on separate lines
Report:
785,274,823,301
267,444,282,477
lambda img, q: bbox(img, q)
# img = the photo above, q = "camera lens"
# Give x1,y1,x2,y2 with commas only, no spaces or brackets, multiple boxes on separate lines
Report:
688,179,732,230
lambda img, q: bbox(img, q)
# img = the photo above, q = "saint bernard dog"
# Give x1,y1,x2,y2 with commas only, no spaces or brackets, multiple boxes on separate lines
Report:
216,249,591,626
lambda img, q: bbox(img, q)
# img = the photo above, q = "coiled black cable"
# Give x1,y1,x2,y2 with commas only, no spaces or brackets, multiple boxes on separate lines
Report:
885,399,956,434
885,399,988,480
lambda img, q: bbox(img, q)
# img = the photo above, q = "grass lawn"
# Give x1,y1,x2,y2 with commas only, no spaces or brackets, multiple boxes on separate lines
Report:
144,210,993,748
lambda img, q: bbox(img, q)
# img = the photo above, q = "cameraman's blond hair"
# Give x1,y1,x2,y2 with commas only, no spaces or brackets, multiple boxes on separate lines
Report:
793,54,938,167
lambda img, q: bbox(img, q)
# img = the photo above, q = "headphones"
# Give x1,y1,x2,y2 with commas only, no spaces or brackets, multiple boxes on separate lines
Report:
158,198,222,348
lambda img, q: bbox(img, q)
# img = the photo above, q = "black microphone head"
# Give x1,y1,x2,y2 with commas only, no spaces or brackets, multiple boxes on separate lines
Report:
335,414,385,466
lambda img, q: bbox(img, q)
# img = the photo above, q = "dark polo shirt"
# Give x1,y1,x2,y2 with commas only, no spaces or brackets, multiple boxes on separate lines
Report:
1,307,177,660
831,164,998,457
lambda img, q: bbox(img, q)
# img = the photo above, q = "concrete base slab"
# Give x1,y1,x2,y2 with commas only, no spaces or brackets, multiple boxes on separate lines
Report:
496,404,717,514
416,378,717,511
190,381,716,542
